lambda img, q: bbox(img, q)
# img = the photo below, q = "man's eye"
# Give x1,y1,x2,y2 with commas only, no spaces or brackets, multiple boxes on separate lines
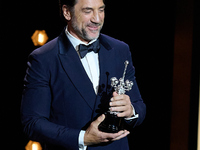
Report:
84,10,91,14
83,8,92,14
99,9,105,13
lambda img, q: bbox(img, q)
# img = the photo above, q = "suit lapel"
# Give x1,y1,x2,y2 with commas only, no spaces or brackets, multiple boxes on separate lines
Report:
98,34,116,90
58,31,96,110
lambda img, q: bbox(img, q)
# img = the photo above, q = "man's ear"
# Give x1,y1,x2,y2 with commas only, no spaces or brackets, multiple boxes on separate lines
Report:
62,5,72,21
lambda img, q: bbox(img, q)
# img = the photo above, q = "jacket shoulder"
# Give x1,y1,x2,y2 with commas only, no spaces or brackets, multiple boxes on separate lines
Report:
30,37,59,57
100,34,129,49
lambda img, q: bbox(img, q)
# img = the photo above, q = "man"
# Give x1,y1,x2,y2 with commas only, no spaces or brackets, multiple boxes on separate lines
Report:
21,0,146,149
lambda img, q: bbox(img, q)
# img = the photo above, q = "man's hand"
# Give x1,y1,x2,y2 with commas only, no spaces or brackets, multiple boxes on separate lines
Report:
84,114,130,146
109,92,134,118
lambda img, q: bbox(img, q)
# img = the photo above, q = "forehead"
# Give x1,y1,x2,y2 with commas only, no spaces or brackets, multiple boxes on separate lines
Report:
76,0,105,8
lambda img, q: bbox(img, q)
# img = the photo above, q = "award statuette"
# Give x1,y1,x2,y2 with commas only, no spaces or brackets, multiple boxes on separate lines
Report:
98,61,134,133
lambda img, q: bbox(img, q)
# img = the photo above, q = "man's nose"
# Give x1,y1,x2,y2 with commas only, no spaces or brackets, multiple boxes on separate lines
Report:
91,11,100,23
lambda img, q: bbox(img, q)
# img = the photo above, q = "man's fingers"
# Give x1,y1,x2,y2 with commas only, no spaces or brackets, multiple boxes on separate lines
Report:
111,130,130,141
100,130,128,141
110,95,130,106
111,94,124,102
110,100,126,107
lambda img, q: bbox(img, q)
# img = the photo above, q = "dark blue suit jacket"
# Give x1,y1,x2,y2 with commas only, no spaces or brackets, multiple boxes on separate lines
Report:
21,29,146,150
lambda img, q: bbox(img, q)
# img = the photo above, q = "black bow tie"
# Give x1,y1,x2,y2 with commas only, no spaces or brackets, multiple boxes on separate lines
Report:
79,39,100,58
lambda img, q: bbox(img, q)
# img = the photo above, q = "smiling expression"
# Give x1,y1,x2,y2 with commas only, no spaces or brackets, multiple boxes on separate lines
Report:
63,0,105,43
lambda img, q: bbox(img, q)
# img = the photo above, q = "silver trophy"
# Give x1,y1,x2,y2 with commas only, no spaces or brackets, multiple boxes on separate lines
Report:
111,61,133,95
98,60,134,133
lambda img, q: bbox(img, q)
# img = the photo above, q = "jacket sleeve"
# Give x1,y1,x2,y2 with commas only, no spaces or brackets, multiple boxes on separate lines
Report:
21,53,79,150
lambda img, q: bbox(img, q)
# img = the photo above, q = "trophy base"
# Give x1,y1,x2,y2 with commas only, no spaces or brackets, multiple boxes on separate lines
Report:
98,112,123,133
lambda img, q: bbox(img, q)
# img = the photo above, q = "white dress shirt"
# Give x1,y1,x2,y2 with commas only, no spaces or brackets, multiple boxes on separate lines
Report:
65,26,138,150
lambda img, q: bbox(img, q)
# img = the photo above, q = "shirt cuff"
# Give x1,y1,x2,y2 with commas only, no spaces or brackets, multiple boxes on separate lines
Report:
124,104,139,120
79,130,87,150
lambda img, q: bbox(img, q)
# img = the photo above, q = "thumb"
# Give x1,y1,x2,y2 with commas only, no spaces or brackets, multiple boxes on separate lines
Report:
113,91,118,97
95,114,105,126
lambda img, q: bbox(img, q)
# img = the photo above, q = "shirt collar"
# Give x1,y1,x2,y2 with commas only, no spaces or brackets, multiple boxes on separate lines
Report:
65,26,97,51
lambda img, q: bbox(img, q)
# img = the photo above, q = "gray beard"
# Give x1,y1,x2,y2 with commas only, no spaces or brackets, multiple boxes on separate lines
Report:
71,18,103,42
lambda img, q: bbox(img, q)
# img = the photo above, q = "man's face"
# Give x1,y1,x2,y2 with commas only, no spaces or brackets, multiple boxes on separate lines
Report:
67,0,105,43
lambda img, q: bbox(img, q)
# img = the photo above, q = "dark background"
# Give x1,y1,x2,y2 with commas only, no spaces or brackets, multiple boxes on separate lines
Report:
1,0,199,149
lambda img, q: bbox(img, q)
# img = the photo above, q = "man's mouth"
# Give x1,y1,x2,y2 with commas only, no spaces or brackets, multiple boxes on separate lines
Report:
88,26,99,31
87,23,101,32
